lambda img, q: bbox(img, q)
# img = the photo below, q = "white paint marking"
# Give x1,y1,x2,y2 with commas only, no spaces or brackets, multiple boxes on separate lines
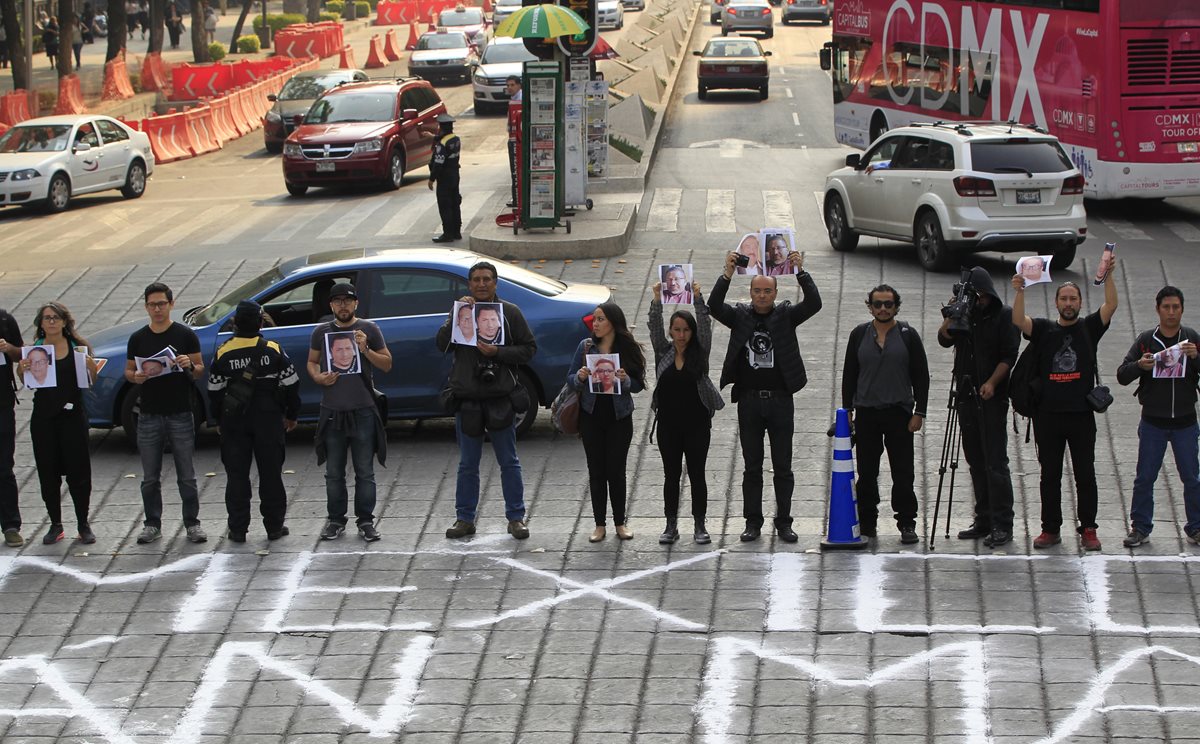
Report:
1080,554,1200,634
1097,218,1150,242
762,190,794,229
1165,221,1200,242
88,207,188,251
814,190,825,218
646,188,682,232
145,203,239,249
458,190,492,228
377,191,438,237
785,87,793,98
61,636,120,651
174,553,231,632
202,206,281,245
0,554,212,590
791,112,800,126
765,554,806,631
705,189,736,233
318,196,392,240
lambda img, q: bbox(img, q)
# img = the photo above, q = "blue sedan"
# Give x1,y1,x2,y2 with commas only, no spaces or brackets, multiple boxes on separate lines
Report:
84,248,610,437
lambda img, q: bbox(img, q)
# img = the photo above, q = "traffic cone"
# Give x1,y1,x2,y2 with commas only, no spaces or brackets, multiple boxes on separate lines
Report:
364,34,387,68
405,22,420,50
821,408,868,551
384,29,403,61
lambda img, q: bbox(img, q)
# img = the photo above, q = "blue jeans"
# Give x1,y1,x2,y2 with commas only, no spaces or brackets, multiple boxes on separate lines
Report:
138,412,200,528
454,415,525,524
1130,419,1200,536
323,407,377,526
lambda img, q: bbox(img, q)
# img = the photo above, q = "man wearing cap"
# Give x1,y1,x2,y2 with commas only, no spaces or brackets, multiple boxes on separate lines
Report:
208,301,301,543
429,113,462,243
307,283,392,542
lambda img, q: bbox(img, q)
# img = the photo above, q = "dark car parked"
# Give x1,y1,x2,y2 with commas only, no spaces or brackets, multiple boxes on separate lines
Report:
263,69,369,154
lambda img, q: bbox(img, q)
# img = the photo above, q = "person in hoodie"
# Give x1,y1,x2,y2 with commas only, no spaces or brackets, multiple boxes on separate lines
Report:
1116,286,1200,548
937,267,1020,547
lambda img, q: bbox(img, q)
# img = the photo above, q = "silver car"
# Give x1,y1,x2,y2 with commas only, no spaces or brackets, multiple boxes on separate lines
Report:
472,37,537,114
597,0,625,29
409,30,480,85
781,0,830,24
722,0,774,38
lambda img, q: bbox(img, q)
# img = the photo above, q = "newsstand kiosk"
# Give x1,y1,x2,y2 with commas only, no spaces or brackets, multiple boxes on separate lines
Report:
513,60,570,235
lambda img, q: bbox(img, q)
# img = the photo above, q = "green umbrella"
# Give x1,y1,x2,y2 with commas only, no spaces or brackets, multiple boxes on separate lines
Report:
495,3,590,39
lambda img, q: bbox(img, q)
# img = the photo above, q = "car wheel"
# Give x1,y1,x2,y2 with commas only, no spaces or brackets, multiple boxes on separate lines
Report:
824,192,859,252
265,141,283,155
759,83,769,100
764,28,773,38
698,84,707,100
45,173,71,213
915,211,954,271
286,182,308,197
384,149,405,191
120,160,147,199
721,27,728,35
1051,242,1078,269
821,15,830,24
513,368,539,437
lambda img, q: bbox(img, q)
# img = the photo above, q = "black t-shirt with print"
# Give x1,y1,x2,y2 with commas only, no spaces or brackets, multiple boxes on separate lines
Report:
127,322,203,415
736,317,787,391
1030,310,1108,414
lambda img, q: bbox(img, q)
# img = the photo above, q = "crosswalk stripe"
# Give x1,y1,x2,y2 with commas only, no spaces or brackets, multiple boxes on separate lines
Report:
705,189,736,233
763,190,794,229
145,203,240,249
89,207,189,251
460,191,492,229
1165,221,1200,243
202,205,282,245
261,202,334,243
377,191,437,237
813,190,825,218
318,196,392,240
1097,218,1150,242
646,188,681,232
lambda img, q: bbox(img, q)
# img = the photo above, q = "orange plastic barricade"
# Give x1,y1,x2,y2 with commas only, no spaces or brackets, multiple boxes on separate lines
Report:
185,105,221,155
0,122,9,138
206,96,237,143
117,116,141,131
53,74,87,115
364,35,387,68
383,29,403,61
375,0,399,24
101,56,137,101
405,22,420,50
139,52,173,95
143,111,193,163
242,85,266,129
171,63,234,101
226,86,252,135
338,45,358,70
0,90,33,127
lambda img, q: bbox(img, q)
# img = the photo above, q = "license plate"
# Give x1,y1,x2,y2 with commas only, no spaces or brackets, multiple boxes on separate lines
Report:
315,160,336,173
726,65,741,72
1016,189,1040,204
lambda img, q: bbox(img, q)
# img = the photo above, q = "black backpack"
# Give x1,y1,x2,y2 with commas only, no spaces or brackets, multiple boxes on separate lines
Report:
1008,340,1041,419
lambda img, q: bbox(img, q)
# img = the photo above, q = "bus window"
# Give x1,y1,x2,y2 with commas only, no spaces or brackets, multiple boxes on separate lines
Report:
832,38,872,104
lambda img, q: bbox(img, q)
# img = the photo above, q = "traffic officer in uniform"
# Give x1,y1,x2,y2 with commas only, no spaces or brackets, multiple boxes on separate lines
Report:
429,113,462,243
208,300,301,543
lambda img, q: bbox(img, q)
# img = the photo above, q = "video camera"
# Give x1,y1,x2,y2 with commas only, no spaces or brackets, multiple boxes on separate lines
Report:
940,268,978,338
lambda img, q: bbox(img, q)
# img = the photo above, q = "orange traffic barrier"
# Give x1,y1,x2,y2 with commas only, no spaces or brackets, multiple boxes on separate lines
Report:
117,116,141,131
383,29,403,61
364,35,387,68
0,90,33,127
0,122,9,138
206,96,237,143
338,45,358,70
101,56,137,101
140,52,173,95
405,22,420,50
185,105,221,155
242,85,266,129
143,111,193,163
226,86,252,135
53,74,87,115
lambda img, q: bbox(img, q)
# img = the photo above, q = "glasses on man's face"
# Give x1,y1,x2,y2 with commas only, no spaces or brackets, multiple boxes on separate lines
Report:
870,300,896,309
146,301,170,310
331,298,356,306
41,315,62,323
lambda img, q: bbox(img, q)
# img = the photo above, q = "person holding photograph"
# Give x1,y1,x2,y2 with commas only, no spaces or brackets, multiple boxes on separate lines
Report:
308,283,391,542
763,235,793,276
589,357,619,394
327,333,360,374
24,346,53,387
1012,268,1119,551
570,302,646,542
21,303,98,545
1019,256,1048,285
735,233,762,275
648,281,723,544
0,308,23,547
661,265,692,304
1117,286,1200,548
126,282,206,545
475,304,504,345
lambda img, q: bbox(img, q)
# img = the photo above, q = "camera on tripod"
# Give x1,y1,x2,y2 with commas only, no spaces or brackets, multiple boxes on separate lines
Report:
941,268,978,337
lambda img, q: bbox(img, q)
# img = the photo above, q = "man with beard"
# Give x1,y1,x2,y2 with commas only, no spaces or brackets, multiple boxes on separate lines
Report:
1011,269,1119,551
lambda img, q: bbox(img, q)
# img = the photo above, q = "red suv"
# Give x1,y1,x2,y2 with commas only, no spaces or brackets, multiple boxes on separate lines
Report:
282,79,447,197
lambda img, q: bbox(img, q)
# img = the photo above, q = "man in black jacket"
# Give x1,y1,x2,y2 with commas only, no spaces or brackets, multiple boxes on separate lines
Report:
1116,285,1200,548
0,309,23,548
842,284,929,544
937,267,1019,547
436,261,537,540
709,249,821,543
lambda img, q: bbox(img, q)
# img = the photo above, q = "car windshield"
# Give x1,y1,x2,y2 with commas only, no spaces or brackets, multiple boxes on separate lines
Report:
418,34,468,49
481,43,536,63
278,74,350,101
188,263,300,326
970,141,1073,174
305,93,395,123
0,124,73,153
704,40,760,56
440,8,483,25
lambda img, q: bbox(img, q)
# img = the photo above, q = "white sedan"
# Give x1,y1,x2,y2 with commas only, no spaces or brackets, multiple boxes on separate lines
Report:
0,115,154,213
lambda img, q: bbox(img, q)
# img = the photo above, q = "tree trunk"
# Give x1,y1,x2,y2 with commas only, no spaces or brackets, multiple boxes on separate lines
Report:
148,0,165,52
191,0,208,61
229,0,252,51
57,0,74,76
0,0,29,90
306,0,320,23
106,0,127,61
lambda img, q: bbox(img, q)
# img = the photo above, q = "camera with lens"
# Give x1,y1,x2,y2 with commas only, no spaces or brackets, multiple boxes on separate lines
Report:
476,359,499,384
941,268,977,337
733,252,750,268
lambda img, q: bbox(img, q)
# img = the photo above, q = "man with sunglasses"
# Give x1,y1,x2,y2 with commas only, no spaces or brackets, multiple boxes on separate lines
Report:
841,285,929,544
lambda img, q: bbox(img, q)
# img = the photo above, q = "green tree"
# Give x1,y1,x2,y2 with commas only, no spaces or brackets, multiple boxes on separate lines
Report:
106,0,128,61
191,0,209,61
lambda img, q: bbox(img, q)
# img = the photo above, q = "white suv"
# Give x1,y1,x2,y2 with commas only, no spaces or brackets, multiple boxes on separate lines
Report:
822,122,1088,272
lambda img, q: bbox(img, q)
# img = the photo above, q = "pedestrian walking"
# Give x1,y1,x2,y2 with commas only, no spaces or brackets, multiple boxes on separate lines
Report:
81,3,95,43
125,0,138,38
937,267,1020,547
208,301,301,543
42,17,59,67
19,302,99,546
1116,286,1200,548
506,75,522,208
569,302,646,543
429,113,462,243
166,2,183,48
842,284,929,544
647,281,722,544
126,282,207,545
708,248,821,543
0,307,23,547
137,0,149,39
1011,269,1119,550
203,5,217,44
437,261,536,541
307,283,391,542
72,20,84,68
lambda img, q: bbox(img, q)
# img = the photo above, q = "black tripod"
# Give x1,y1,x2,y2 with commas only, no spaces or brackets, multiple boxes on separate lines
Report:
929,367,994,550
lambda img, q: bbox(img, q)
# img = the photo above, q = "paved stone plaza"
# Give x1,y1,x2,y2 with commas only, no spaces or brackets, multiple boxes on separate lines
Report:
1,246,1200,743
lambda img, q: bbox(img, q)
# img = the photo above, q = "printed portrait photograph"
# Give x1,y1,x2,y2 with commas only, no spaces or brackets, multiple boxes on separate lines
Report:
451,301,477,346
1016,254,1054,287
586,353,621,395
1093,243,1116,287
135,354,176,379
474,303,505,346
325,331,362,375
759,229,797,276
735,233,762,275
1154,343,1186,379
22,346,56,389
659,264,694,305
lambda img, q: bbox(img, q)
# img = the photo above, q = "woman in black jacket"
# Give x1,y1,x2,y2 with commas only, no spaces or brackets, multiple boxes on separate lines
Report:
18,302,98,545
647,282,723,544
42,17,59,67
